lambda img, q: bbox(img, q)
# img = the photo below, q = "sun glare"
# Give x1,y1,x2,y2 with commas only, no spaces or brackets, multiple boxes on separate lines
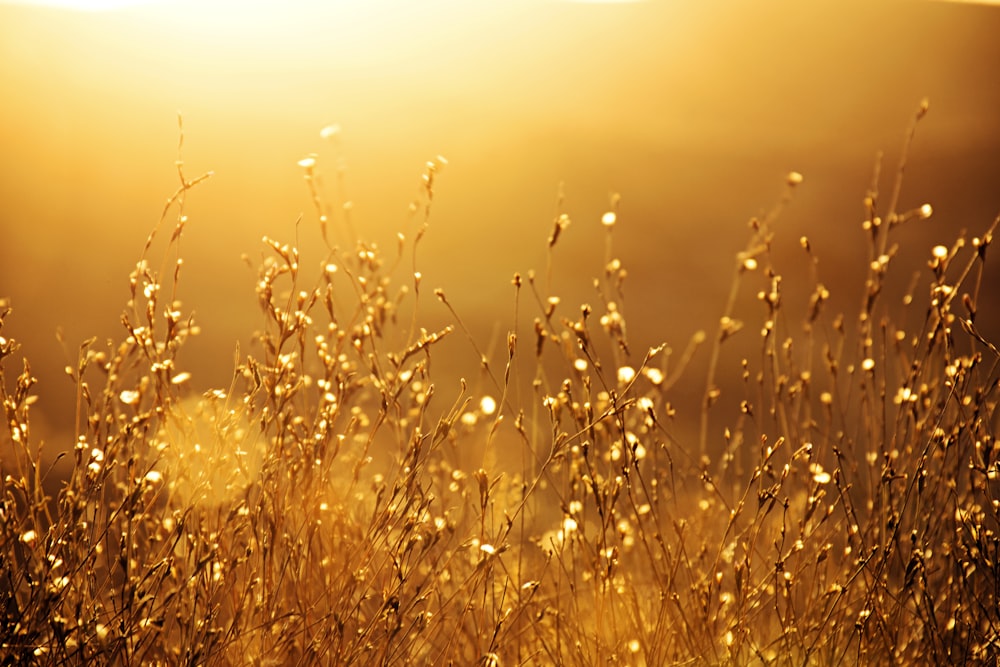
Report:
3,0,999,11
0,0,160,9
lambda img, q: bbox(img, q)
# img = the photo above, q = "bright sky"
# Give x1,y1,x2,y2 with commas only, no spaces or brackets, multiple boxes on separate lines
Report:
2,0,1000,8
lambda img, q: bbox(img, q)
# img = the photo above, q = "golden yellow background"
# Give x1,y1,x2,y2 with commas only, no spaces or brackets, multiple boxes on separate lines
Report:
2,0,999,445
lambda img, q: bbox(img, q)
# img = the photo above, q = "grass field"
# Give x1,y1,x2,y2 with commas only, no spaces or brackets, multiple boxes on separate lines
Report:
3,104,999,665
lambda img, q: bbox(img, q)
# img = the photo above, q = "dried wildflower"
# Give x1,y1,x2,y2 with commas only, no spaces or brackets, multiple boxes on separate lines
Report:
480,395,497,415
119,389,140,405
170,371,191,385
642,367,664,385
617,366,636,384
810,463,831,485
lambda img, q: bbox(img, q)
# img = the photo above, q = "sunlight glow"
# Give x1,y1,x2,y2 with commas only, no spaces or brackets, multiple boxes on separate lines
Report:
4,0,1000,11
0,0,160,8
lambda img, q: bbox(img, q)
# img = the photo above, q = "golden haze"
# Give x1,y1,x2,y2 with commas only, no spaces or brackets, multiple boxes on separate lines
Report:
1,0,998,442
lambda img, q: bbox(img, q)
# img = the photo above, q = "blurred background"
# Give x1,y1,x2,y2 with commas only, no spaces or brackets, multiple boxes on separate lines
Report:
1,0,999,451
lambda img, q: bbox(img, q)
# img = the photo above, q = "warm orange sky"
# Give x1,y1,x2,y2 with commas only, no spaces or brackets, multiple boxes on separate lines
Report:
2,0,999,439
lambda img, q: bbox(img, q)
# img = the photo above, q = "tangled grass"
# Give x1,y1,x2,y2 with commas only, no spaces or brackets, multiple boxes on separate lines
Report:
2,105,999,665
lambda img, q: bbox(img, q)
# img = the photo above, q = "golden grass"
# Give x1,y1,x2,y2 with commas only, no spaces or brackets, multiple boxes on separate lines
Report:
2,104,999,665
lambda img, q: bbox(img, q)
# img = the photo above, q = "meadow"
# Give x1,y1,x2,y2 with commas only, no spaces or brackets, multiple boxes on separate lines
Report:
2,103,999,665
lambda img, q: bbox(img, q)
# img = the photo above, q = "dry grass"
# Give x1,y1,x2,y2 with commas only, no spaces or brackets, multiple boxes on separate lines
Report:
3,105,999,666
